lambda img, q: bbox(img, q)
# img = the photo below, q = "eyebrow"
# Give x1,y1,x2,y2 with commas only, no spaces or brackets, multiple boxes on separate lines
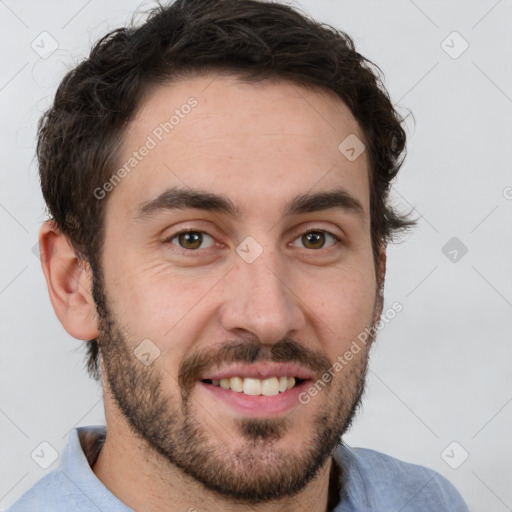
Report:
135,186,365,221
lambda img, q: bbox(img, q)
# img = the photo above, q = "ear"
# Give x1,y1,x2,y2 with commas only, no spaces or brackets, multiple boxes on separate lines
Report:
373,242,387,322
39,220,99,340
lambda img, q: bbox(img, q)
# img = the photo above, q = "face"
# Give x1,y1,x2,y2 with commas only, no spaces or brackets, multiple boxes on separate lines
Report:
94,73,383,503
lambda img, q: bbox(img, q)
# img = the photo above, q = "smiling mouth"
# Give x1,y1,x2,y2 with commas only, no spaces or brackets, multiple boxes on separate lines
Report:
201,376,306,396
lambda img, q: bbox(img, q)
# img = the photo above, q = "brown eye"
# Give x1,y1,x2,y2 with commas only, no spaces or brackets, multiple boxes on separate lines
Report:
302,231,325,249
292,230,339,250
170,231,214,250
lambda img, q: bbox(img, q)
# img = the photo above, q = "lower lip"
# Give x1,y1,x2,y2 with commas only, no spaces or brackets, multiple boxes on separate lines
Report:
198,380,311,418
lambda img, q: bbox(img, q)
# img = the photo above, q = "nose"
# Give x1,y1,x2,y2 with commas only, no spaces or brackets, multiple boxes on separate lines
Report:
219,245,306,344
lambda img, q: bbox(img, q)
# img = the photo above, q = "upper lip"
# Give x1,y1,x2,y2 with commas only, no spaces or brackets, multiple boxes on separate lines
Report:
200,362,315,381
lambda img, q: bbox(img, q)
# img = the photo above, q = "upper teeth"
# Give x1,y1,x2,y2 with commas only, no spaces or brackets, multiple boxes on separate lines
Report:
212,376,297,396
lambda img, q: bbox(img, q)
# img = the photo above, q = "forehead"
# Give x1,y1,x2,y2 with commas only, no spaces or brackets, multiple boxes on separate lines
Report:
111,73,370,221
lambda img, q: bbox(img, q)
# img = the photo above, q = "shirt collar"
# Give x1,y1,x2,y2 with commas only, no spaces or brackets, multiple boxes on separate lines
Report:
59,425,133,511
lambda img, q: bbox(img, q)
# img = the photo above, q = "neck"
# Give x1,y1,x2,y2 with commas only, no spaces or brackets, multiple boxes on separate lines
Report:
91,422,341,512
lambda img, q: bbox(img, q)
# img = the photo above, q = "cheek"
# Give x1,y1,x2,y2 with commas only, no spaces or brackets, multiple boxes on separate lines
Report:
103,256,222,348
296,264,376,353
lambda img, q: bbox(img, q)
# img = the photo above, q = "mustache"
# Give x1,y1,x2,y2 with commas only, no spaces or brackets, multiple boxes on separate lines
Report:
178,338,332,399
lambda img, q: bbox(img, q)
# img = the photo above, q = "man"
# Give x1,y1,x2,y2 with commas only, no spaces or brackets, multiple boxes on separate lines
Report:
8,0,469,510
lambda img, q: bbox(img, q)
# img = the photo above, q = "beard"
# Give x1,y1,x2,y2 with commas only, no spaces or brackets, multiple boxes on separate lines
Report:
92,268,376,505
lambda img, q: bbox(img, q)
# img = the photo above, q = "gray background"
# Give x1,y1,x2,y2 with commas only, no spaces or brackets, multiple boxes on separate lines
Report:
1,1,511,510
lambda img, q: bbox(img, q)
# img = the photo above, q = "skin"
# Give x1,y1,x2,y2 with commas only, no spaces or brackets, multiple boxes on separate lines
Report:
40,73,386,512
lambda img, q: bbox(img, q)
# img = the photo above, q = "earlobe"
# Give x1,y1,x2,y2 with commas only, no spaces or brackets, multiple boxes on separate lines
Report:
39,220,99,341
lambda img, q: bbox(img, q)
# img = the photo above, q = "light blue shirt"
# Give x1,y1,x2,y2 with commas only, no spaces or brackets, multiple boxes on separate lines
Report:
6,425,469,511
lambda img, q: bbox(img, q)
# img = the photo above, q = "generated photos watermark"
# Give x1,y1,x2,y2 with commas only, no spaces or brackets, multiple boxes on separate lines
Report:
298,301,403,405
93,97,198,200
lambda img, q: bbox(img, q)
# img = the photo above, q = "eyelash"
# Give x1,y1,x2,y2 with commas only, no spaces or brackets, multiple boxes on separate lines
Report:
163,228,342,253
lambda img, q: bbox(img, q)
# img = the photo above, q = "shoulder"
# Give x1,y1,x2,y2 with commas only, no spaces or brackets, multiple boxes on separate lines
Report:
334,445,470,511
5,470,75,511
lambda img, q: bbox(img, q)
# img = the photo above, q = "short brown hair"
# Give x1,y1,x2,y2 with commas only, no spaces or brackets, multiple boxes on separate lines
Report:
37,0,415,381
